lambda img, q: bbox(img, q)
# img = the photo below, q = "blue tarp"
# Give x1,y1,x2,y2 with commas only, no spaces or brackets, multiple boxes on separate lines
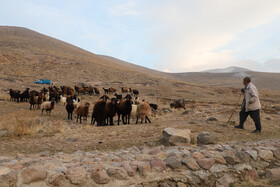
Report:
34,79,51,85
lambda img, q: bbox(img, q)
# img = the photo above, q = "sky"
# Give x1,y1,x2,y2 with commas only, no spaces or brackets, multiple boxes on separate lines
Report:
1,0,280,73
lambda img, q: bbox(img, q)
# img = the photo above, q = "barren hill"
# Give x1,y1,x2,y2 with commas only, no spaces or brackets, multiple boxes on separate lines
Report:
0,26,171,92
171,71,280,90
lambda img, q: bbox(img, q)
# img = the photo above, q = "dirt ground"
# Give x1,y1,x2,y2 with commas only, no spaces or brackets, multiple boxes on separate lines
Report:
1,88,280,156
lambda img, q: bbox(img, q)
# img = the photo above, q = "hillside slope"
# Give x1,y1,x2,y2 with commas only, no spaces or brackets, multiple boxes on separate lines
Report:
0,26,171,92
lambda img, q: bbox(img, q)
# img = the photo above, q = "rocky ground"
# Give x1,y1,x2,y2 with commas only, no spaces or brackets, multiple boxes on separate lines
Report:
0,138,279,186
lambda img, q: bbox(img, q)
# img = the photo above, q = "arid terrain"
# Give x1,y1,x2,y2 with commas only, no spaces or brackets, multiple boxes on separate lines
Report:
0,26,280,186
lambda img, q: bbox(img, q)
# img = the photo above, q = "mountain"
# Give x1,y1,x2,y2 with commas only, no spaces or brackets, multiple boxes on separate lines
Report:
203,66,251,73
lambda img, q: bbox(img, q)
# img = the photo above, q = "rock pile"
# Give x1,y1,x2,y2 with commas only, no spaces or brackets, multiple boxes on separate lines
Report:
0,139,279,186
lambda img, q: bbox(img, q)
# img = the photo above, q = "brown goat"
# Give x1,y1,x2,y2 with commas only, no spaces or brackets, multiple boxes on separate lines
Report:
91,95,110,126
109,87,116,94
94,87,100,95
117,94,132,125
76,102,90,123
105,98,118,126
121,87,128,93
136,101,152,124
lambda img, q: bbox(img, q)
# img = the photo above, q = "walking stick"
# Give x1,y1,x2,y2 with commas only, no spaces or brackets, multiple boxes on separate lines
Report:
225,93,243,126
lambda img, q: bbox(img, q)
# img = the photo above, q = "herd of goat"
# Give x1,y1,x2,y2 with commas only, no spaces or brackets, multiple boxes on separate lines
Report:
8,85,186,126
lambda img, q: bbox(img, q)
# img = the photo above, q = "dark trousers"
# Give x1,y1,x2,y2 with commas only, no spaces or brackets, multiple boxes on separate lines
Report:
239,108,261,131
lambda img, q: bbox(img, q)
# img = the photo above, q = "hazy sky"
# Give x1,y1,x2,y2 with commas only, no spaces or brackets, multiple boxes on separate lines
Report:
1,0,280,72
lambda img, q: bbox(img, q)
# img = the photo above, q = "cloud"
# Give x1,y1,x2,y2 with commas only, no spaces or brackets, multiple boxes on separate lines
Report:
138,0,280,72
108,2,138,16
235,58,280,72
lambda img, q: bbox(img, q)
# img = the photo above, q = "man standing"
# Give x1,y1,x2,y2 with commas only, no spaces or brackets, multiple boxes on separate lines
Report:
235,77,262,133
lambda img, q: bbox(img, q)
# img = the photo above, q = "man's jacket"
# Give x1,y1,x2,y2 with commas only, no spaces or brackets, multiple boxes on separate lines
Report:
244,82,261,112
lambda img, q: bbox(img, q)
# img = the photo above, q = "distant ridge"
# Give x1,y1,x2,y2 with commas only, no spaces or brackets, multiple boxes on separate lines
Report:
203,66,251,73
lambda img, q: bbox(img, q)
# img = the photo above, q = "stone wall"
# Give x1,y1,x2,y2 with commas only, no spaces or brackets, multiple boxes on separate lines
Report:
0,139,279,187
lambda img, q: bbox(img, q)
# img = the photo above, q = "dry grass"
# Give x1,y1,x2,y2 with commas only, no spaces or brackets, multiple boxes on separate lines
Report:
234,179,280,187
0,110,65,137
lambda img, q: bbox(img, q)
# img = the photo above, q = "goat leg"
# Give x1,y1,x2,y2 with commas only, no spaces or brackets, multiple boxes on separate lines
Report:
127,114,130,124
117,114,121,125
110,117,114,126
122,115,126,125
145,116,151,123
91,116,94,125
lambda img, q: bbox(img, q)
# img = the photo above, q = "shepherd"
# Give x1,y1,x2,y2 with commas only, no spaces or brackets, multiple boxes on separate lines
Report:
234,77,262,133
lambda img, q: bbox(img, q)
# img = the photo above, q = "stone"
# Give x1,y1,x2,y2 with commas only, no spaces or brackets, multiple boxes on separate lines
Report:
216,173,238,187
0,167,10,176
194,170,211,180
135,154,152,161
159,182,170,187
259,150,274,161
181,158,200,171
197,132,218,144
164,156,182,169
177,182,186,187
216,176,229,187
106,167,128,180
214,156,227,165
235,151,251,163
148,149,161,155
48,172,69,186
39,151,50,157
150,158,166,172
167,149,184,158
162,127,191,146
65,166,87,185
122,163,136,177
0,170,17,187
223,155,240,165
266,168,280,182
157,152,169,159
210,164,228,173
257,169,266,177
246,168,258,180
0,130,8,137
66,137,78,142
179,148,190,156
206,117,218,121
196,158,215,170
246,150,258,161
234,163,252,174
91,168,110,184
137,162,151,176
273,149,280,159
250,160,270,170
21,167,47,184
191,152,205,159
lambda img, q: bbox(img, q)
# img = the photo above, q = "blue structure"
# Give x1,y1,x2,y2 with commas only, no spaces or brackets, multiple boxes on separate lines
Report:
34,79,51,85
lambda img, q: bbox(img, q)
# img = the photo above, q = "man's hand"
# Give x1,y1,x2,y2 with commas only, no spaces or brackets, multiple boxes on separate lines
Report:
241,88,245,93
